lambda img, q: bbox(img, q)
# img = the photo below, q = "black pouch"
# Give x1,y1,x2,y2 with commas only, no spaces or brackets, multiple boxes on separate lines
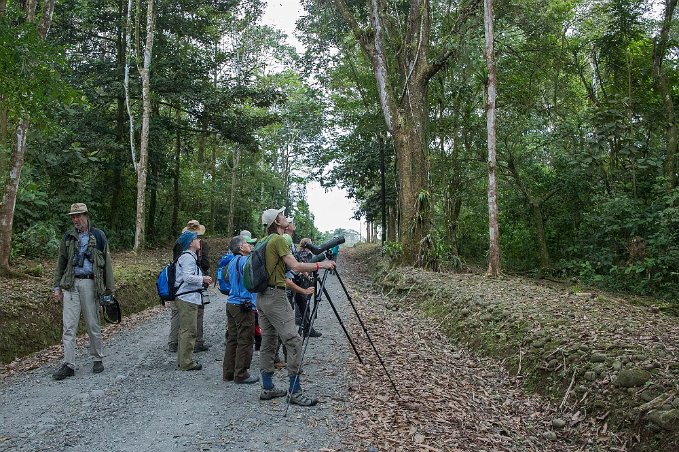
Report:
241,300,253,312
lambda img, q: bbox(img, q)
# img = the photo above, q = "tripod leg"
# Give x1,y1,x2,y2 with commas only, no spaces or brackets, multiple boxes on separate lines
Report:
321,286,363,364
332,270,400,397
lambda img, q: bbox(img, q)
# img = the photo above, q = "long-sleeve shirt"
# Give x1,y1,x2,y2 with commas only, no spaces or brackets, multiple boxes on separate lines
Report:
226,254,256,310
175,250,204,305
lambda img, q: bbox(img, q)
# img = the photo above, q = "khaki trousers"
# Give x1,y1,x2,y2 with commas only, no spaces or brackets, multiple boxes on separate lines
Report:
62,278,103,367
257,288,302,376
168,302,205,346
176,298,198,370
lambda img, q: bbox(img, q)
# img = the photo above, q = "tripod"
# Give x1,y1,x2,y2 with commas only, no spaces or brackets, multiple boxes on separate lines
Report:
286,266,399,415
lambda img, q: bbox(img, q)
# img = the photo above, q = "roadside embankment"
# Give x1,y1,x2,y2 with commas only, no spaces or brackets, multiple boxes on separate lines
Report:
356,244,679,450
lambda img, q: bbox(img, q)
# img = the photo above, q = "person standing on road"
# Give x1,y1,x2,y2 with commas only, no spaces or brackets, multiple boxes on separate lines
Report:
174,231,212,371
257,207,336,407
52,203,115,380
223,235,259,384
169,220,211,353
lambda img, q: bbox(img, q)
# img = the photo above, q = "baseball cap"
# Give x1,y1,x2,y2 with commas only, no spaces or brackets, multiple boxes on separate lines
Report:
261,207,285,228
239,230,257,244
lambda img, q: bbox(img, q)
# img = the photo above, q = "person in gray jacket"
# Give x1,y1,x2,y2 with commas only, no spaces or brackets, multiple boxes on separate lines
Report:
52,203,115,380
175,230,213,370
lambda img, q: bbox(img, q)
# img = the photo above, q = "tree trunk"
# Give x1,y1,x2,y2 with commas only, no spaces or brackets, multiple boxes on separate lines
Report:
445,189,462,257
653,0,677,189
484,0,501,276
0,0,56,273
387,205,397,241
147,152,157,237
171,107,180,235
110,0,127,231
227,147,240,236
210,139,216,233
0,121,28,273
133,0,154,254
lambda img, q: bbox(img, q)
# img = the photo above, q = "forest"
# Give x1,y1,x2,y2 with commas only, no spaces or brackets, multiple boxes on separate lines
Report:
1,0,677,301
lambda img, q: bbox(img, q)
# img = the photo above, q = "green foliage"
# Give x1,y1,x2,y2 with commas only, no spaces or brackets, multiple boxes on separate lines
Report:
12,221,61,259
382,241,403,265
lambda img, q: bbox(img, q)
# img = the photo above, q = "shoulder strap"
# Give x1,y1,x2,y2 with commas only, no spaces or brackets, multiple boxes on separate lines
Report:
90,228,107,252
236,256,243,284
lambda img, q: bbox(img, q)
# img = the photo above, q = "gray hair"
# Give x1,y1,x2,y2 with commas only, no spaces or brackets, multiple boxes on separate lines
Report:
229,235,245,254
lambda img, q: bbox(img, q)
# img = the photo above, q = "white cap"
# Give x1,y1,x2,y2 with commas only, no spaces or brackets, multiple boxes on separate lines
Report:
261,207,286,228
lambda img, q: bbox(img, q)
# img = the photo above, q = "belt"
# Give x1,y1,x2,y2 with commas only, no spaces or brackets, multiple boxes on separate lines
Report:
267,285,286,290
75,274,94,279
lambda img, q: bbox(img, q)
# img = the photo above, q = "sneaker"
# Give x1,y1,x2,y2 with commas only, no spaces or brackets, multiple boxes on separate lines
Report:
259,387,287,400
194,343,210,353
92,361,104,374
235,375,260,384
308,328,322,338
289,391,318,407
168,343,178,352
52,364,74,380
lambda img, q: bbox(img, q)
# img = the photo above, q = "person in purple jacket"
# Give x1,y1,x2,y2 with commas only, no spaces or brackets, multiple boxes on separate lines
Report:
222,235,259,384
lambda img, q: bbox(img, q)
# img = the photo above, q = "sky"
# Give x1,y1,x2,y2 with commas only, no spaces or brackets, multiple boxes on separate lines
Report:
261,1,363,235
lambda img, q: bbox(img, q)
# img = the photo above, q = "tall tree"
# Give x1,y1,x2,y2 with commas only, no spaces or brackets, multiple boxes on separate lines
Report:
323,0,480,265
483,0,500,276
132,0,155,253
0,0,56,273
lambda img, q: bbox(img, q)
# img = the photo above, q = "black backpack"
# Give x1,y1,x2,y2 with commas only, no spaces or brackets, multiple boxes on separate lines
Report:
243,235,275,293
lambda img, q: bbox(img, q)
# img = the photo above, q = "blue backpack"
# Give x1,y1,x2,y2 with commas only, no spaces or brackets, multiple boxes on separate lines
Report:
216,252,234,295
156,251,199,304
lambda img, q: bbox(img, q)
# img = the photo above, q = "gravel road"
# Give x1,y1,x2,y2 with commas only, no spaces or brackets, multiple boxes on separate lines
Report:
0,275,353,451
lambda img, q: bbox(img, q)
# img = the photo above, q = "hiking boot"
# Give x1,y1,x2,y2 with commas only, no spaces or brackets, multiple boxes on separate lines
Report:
185,362,202,371
52,364,74,381
288,391,318,407
308,328,322,338
92,361,104,374
194,343,210,353
234,375,260,384
259,387,287,400
223,373,234,382
168,343,177,353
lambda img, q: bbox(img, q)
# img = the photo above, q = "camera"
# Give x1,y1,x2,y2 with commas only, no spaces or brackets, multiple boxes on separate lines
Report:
74,249,92,267
100,293,114,306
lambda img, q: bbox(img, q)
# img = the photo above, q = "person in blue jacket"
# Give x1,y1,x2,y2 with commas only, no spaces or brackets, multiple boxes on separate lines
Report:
222,235,259,384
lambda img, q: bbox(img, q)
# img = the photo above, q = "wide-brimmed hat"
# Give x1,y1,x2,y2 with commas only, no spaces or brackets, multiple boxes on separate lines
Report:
261,207,285,228
67,203,88,215
239,230,257,244
182,219,206,235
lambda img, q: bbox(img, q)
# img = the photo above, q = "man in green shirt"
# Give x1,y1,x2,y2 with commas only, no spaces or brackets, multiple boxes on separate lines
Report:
257,207,336,407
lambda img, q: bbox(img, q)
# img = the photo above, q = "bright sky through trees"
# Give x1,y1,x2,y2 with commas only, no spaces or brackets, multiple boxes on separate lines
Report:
261,0,362,234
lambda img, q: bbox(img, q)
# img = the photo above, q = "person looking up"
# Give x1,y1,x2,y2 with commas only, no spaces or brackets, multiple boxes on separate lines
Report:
223,235,259,384
257,207,335,407
174,231,212,371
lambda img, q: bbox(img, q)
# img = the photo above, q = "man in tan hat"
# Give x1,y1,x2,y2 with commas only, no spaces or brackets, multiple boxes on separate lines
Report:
52,203,115,380
168,220,211,353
